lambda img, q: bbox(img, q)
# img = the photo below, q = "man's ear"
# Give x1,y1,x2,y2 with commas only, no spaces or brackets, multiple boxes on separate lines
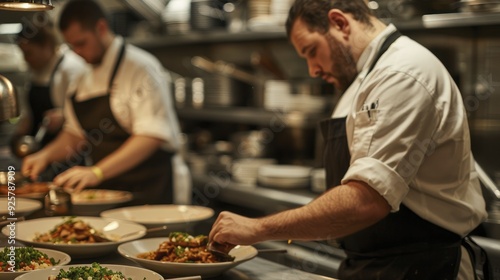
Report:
327,9,350,39
95,18,108,36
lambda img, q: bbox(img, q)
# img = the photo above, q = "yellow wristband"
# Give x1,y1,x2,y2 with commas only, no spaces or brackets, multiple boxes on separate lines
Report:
91,166,104,181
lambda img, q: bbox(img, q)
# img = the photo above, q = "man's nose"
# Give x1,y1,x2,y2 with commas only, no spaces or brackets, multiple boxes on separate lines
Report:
307,60,321,78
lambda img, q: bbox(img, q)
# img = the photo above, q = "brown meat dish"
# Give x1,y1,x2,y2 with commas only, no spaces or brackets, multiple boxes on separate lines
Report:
137,232,234,263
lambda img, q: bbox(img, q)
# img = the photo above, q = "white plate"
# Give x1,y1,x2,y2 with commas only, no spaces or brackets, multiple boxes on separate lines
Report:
258,176,310,189
0,197,42,217
100,205,214,230
0,247,71,280
1,216,146,259
71,189,133,216
258,164,312,179
118,238,258,278
14,264,164,280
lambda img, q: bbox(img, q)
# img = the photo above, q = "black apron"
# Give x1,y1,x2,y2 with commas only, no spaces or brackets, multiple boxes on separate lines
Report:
320,31,462,280
28,55,65,147
71,43,174,205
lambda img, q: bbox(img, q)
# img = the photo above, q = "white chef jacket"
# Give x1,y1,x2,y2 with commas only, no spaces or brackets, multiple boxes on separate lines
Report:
63,37,191,204
334,24,487,237
30,44,86,108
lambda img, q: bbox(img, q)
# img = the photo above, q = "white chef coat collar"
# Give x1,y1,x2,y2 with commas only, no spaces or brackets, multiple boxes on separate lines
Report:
93,36,123,73
83,36,124,94
356,24,397,76
331,24,397,118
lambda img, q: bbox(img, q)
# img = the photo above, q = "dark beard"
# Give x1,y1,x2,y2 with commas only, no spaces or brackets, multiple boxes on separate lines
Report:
324,33,358,92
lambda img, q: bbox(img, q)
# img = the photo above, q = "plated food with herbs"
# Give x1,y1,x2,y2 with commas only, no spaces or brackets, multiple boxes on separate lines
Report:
33,216,111,244
2,216,146,258
0,247,70,280
118,235,257,278
14,263,163,280
0,247,64,272
137,232,233,263
47,262,133,280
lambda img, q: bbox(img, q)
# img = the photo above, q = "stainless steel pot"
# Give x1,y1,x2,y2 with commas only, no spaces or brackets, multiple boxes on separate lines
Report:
191,56,253,107
0,74,20,121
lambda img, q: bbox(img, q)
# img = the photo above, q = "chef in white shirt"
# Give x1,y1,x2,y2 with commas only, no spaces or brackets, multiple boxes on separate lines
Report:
14,14,86,156
209,0,488,279
22,0,191,205
14,14,87,181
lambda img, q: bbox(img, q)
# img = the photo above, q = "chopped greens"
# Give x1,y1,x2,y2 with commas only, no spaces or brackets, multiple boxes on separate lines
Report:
0,246,59,272
51,263,140,280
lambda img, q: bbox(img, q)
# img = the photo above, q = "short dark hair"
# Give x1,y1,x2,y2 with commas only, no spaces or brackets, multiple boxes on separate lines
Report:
286,0,374,37
58,0,109,32
17,12,60,47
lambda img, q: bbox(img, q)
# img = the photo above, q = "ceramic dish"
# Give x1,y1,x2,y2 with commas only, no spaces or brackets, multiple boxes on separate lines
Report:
14,264,164,280
71,189,133,216
0,197,42,217
257,164,312,189
1,216,146,259
118,238,258,278
0,247,70,280
100,205,214,232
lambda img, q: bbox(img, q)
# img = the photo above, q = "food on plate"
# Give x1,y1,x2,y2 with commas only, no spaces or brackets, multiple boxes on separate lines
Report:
48,262,134,280
0,246,60,272
34,216,111,244
0,182,50,195
137,232,234,263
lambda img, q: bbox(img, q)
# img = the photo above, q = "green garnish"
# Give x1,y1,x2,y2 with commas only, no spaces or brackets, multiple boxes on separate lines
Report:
0,247,60,271
54,262,134,280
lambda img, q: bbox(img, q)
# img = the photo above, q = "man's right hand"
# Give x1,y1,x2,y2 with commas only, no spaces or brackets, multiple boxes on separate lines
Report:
22,151,50,181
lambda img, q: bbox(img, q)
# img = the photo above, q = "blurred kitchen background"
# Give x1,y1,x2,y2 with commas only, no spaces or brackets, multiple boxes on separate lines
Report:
1,1,500,276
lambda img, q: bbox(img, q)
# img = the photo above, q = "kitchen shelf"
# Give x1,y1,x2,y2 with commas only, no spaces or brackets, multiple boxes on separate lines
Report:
422,12,500,28
176,107,327,128
127,12,500,48
128,29,287,48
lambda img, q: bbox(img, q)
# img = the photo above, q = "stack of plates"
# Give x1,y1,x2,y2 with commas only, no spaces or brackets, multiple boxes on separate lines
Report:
263,80,327,113
162,0,191,34
288,94,327,113
257,164,312,189
231,158,276,185
311,168,327,193
270,0,293,25
248,0,271,19
247,0,286,31
190,0,227,31
263,80,292,111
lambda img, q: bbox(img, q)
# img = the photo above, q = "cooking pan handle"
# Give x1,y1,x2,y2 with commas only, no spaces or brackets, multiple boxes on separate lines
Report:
475,160,500,200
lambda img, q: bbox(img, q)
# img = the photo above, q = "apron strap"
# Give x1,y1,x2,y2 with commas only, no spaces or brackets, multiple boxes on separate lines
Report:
49,54,65,87
367,30,402,75
462,236,491,280
108,42,126,91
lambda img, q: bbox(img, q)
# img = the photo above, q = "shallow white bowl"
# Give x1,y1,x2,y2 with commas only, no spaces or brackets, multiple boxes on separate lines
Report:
1,216,146,259
14,264,164,280
118,238,258,278
0,197,42,217
100,205,214,232
71,189,133,216
0,247,70,280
